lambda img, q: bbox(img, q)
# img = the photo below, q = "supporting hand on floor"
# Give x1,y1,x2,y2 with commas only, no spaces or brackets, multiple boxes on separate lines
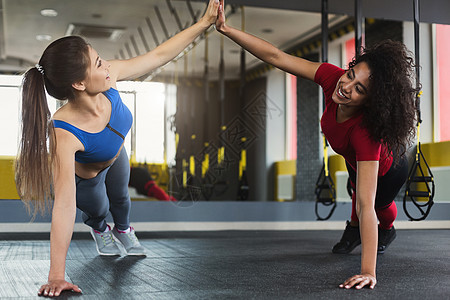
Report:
38,280,82,297
339,273,377,289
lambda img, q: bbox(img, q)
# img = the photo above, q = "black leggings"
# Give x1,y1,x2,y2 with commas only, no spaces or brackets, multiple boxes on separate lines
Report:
346,155,409,208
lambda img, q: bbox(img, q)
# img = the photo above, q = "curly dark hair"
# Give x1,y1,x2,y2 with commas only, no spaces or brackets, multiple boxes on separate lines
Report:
348,39,418,160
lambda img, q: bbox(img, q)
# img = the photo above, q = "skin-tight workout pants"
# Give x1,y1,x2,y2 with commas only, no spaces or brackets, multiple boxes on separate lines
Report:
75,148,131,232
346,155,409,229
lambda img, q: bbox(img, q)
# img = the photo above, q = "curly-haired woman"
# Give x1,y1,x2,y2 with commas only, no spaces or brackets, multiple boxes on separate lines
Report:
215,0,417,289
15,0,219,297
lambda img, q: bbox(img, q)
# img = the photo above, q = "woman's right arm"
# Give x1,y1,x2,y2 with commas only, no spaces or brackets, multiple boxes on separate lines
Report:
215,0,321,81
38,129,82,297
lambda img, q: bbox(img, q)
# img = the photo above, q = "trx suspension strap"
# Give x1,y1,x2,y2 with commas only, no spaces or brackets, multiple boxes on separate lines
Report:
403,0,435,221
315,136,337,220
354,0,363,58
315,0,337,220
188,46,202,201
168,61,179,200
201,32,214,200
237,7,249,201
344,0,364,202
238,139,249,200
180,53,193,201
215,35,229,196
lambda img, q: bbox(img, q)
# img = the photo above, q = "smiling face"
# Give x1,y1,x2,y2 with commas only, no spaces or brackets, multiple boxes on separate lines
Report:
332,61,371,108
83,46,111,94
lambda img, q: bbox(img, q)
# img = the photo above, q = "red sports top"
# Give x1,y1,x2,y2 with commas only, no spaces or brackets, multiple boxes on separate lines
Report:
314,63,392,176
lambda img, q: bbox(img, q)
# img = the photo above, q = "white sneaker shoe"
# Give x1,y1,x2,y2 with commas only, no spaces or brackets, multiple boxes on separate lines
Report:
90,225,121,256
112,226,146,256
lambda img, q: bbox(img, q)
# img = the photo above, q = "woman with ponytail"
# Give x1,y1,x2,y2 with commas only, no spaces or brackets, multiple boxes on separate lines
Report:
15,1,219,297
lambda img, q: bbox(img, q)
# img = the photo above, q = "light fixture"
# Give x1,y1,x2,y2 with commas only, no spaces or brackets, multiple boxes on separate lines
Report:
40,9,58,17
36,34,52,41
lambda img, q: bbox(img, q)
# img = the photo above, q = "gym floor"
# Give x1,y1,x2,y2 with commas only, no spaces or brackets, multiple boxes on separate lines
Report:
0,229,449,299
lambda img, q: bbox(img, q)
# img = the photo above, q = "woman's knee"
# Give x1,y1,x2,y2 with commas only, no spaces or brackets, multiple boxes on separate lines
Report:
77,199,110,218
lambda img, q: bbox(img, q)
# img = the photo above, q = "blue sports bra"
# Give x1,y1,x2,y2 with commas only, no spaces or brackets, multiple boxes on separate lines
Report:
53,88,132,164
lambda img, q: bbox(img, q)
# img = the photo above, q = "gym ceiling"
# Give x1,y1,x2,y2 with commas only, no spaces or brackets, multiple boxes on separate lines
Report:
0,0,448,80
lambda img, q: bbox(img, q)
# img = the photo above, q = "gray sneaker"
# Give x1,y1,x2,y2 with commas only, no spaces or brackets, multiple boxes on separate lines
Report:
112,226,146,256
90,225,121,256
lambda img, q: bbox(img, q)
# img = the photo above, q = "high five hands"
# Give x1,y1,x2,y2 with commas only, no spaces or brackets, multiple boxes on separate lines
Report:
215,0,226,32
202,0,221,26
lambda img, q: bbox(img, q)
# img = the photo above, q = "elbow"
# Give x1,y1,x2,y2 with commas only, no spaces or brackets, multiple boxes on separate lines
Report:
355,196,376,219
265,49,282,67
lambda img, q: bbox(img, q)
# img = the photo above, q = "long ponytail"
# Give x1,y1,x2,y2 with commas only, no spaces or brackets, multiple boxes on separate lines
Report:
15,67,56,218
15,36,90,218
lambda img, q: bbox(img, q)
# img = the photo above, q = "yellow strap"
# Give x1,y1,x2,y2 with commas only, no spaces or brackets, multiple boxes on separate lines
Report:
182,159,187,188
239,161,243,180
416,122,421,158
415,90,423,160
323,135,329,177
239,149,247,180
202,153,209,178
218,146,225,165
190,155,195,176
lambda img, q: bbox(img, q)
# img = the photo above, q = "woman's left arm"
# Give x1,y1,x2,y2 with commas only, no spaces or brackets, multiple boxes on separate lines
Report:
340,160,379,289
110,0,219,81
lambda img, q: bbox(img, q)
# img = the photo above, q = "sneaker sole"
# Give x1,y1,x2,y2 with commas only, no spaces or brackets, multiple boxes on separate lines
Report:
90,230,121,256
125,252,147,257
111,230,147,256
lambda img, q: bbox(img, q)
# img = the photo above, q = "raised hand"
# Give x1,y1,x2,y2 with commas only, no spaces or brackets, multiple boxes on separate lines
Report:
201,0,220,26
215,0,226,32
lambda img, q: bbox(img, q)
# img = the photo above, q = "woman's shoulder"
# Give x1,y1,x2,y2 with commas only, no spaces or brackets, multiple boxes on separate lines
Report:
102,87,120,102
53,124,85,153
52,102,72,120
314,63,345,83
314,63,345,95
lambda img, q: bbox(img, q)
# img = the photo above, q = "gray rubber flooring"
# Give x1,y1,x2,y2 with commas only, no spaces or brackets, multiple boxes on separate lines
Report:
0,229,449,299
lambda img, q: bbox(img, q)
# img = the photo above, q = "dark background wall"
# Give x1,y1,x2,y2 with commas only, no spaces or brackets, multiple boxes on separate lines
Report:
174,77,267,201
172,19,404,203
296,53,321,202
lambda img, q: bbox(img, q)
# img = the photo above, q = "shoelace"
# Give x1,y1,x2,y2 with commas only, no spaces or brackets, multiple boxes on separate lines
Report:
101,232,115,246
116,227,138,246
124,231,139,245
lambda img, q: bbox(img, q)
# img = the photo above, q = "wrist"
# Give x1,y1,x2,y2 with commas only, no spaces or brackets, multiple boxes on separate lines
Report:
48,269,65,281
361,270,376,278
217,24,229,35
199,17,212,29
48,274,65,282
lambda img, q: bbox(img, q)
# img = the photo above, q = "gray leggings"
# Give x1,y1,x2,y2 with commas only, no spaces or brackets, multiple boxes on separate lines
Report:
75,148,131,232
